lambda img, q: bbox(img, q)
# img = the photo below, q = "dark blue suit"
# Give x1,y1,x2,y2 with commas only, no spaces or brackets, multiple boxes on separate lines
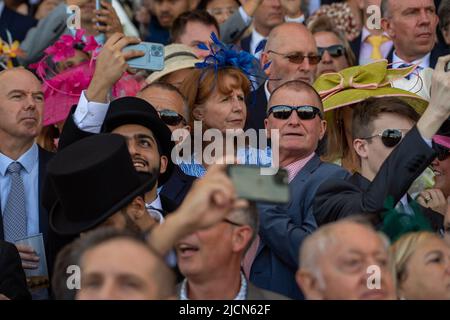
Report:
0,6,37,42
250,155,349,299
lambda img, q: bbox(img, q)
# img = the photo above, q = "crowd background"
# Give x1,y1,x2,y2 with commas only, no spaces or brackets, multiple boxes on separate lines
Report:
0,0,450,301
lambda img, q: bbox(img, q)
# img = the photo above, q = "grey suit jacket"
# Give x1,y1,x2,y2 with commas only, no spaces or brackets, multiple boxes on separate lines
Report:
19,3,69,66
220,9,250,44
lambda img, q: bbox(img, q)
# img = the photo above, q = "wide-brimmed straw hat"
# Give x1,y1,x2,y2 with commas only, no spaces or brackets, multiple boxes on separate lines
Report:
146,44,201,83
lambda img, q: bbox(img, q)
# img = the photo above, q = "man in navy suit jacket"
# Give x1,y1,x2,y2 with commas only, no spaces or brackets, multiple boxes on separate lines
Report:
0,68,53,279
248,80,349,300
0,3,36,42
381,0,449,69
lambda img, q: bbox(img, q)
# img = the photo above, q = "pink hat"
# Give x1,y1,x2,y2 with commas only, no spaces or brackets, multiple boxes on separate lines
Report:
42,62,143,126
433,135,450,150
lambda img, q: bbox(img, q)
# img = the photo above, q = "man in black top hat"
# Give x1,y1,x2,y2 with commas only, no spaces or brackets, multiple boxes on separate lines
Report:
57,33,194,217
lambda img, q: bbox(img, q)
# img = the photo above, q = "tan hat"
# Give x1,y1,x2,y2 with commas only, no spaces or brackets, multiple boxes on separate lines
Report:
145,44,202,84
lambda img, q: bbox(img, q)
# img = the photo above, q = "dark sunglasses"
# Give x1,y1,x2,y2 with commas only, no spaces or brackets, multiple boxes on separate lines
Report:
432,142,450,161
267,105,323,120
268,50,322,65
318,45,346,58
363,129,406,148
158,109,186,126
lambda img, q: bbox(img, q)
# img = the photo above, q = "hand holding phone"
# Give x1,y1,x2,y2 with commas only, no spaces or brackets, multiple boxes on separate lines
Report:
122,42,165,71
227,165,290,204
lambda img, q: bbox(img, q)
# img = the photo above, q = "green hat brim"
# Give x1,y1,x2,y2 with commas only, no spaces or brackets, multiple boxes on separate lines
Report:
322,87,428,115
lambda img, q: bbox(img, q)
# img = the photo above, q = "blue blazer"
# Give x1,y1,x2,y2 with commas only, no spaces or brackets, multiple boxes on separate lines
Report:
250,155,349,299
0,6,37,42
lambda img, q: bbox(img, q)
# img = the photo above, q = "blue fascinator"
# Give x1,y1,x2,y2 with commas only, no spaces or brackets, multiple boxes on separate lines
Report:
195,32,269,90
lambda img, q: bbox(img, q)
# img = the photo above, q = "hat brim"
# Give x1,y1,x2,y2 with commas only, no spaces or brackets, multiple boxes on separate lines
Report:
49,173,157,236
323,87,429,115
146,59,200,84
103,111,174,186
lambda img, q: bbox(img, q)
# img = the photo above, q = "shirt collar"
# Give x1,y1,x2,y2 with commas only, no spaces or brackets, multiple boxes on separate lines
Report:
179,272,248,300
285,14,305,24
145,194,165,224
392,51,431,70
0,143,38,176
264,80,271,101
283,152,315,183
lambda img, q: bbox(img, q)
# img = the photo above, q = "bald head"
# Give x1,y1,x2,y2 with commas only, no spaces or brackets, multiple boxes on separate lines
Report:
261,23,319,90
296,219,395,300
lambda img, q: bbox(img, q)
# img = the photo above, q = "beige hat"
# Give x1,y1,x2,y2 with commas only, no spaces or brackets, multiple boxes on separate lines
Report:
145,44,202,84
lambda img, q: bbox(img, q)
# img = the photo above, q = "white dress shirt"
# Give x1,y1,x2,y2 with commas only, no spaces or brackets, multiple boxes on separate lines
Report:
392,51,431,70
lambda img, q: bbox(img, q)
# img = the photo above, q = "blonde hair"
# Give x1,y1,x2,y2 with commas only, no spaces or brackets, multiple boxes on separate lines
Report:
178,67,250,129
389,231,441,291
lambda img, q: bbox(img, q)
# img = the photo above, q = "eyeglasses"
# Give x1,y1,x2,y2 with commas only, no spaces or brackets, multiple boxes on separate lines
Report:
207,7,237,17
318,45,346,58
223,218,242,227
267,50,322,65
432,142,450,161
362,129,407,148
158,109,186,126
267,105,323,120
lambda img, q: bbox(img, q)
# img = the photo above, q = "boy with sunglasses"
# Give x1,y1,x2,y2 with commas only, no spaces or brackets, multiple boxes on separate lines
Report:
314,55,450,230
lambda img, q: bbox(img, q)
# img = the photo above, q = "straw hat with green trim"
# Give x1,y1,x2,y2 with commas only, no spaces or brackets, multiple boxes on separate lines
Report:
146,44,202,84
313,60,429,115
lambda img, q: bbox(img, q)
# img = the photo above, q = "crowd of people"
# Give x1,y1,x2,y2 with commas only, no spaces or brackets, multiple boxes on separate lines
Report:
0,0,450,300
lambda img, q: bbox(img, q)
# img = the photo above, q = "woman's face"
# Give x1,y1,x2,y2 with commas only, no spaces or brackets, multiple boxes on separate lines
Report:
56,49,89,72
194,74,247,134
206,0,239,24
399,237,450,300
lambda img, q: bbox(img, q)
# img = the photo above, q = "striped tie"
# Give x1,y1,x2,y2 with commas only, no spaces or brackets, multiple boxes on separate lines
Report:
3,161,27,242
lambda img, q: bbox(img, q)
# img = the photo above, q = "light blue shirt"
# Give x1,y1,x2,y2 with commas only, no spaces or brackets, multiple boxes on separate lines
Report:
0,143,40,237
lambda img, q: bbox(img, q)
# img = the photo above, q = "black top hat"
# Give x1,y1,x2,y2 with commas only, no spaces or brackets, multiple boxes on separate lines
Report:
101,96,175,186
48,134,158,236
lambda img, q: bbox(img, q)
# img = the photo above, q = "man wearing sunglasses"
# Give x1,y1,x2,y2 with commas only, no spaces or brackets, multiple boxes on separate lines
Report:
245,22,320,131
314,55,450,230
248,80,349,299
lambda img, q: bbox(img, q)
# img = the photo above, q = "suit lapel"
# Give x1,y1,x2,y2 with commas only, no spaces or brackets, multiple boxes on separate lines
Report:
38,147,53,243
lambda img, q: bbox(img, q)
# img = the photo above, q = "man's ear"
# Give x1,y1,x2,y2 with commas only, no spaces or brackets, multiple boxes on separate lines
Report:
295,269,325,300
319,119,327,141
260,52,272,77
381,17,394,38
128,196,147,220
159,155,168,175
353,138,368,160
231,226,253,253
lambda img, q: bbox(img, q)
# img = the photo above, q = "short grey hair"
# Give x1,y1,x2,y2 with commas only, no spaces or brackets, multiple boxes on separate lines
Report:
228,202,259,253
298,216,390,289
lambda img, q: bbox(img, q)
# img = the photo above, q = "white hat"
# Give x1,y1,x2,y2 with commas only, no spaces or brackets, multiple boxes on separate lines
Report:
146,44,202,84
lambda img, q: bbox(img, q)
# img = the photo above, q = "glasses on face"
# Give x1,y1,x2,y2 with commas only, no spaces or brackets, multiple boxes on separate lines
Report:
207,7,237,17
158,109,186,126
362,129,407,148
268,50,322,65
267,105,323,120
432,142,450,161
318,44,346,58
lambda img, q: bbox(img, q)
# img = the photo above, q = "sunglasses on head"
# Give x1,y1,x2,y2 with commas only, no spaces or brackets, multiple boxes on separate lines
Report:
432,142,450,161
363,129,406,148
318,45,346,58
267,105,323,120
268,50,322,65
158,109,186,126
